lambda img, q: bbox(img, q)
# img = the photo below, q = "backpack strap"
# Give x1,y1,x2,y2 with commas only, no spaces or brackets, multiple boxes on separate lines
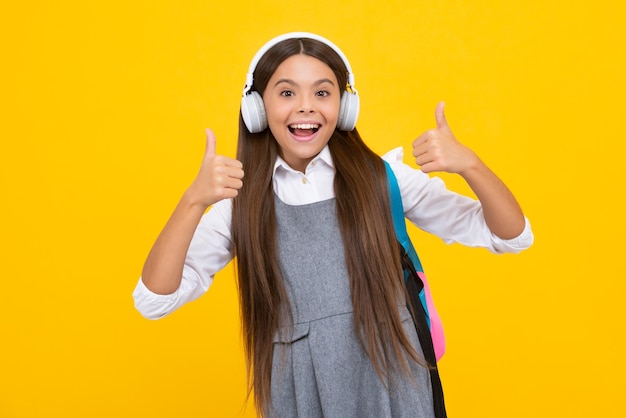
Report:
383,161,446,361
384,160,448,418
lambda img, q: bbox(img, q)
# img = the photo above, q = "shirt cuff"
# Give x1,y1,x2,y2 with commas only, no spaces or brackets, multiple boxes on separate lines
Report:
493,216,535,253
132,278,180,320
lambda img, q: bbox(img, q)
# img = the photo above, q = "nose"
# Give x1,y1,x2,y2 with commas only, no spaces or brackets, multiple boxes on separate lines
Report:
298,96,314,113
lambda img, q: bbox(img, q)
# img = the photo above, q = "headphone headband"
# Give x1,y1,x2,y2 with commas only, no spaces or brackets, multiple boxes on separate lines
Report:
242,32,357,96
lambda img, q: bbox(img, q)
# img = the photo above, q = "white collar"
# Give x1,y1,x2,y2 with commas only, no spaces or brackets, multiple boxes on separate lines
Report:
273,145,335,176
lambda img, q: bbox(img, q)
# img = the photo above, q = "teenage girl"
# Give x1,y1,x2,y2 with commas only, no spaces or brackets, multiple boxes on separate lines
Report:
134,32,534,418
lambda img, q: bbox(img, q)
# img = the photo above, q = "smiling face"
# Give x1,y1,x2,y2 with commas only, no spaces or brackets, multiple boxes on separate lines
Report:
262,54,341,172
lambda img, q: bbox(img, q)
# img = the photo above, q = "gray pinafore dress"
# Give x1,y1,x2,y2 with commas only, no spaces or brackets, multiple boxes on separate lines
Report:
268,196,435,417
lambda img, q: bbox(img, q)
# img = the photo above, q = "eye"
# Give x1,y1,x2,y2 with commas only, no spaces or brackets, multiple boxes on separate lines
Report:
280,90,294,97
316,90,330,97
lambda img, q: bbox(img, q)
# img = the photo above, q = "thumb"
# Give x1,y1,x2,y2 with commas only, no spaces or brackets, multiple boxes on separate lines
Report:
204,128,217,158
435,101,448,129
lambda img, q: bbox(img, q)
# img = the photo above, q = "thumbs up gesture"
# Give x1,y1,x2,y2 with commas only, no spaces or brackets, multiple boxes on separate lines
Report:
412,102,478,175
186,128,244,208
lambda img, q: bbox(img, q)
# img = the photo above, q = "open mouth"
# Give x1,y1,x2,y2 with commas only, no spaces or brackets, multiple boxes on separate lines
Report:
288,123,320,137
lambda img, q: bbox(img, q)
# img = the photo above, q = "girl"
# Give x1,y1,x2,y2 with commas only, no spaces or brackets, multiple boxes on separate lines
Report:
134,32,533,417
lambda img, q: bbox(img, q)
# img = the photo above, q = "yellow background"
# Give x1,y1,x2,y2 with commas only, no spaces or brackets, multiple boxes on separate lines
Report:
3,1,625,417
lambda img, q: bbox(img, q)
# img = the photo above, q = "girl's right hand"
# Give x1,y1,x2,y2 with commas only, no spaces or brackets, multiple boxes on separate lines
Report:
185,128,244,208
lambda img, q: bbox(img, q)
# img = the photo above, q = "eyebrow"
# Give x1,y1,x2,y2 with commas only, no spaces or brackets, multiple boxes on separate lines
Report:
272,78,336,88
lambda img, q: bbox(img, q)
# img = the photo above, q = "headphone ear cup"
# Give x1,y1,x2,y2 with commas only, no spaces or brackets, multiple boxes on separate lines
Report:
241,91,267,133
337,91,360,131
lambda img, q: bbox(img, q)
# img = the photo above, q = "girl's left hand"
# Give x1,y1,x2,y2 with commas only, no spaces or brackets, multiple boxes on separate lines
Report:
412,102,478,175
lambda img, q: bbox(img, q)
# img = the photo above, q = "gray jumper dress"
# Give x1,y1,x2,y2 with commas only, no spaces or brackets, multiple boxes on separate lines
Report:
268,196,435,418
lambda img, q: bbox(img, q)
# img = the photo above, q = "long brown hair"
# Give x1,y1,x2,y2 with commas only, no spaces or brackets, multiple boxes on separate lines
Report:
231,37,421,415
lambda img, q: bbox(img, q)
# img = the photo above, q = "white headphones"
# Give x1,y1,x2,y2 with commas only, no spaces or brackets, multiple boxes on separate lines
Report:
241,32,360,133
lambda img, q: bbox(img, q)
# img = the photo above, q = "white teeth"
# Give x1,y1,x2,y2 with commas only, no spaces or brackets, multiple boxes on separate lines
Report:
290,123,320,129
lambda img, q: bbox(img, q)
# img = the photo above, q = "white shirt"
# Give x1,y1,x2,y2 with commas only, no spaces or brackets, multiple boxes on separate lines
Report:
133,146,533,319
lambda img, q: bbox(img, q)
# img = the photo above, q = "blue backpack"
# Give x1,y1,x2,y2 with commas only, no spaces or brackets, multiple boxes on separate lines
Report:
385,161,448,417
384,161,445,361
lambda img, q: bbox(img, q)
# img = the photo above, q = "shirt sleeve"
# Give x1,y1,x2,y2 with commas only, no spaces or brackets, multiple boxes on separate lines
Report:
132,199,235,319
382,147,534,254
